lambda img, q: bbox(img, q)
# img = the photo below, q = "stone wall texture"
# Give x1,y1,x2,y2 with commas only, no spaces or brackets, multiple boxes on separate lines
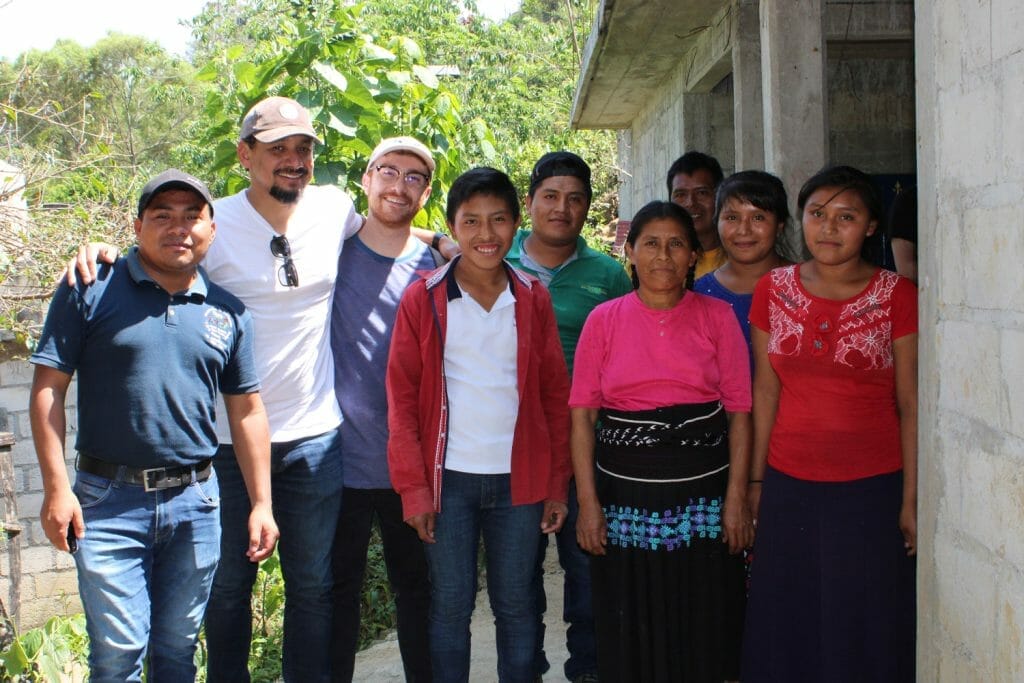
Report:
916,0,1024,679
0,358,81,629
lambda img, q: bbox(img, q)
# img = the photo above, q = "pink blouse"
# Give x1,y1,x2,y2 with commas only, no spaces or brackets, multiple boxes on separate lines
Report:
570,291,752,413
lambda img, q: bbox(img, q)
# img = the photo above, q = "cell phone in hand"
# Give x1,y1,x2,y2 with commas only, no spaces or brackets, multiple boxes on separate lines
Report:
66,526,78,554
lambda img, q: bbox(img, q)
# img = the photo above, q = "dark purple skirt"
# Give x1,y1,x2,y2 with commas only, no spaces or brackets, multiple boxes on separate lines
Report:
742,467,916,682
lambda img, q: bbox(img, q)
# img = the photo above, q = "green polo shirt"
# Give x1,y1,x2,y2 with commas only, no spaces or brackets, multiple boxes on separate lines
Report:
507,229,633,375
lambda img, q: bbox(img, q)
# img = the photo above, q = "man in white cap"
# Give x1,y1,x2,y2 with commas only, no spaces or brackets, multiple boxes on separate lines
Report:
328,136,438,681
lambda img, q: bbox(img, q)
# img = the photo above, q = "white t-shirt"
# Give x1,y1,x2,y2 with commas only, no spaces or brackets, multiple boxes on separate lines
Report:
442,285,519,474
205,185,361,442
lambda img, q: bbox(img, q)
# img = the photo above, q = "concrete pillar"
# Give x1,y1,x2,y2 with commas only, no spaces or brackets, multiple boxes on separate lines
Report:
681,92,713,153
732,0,764,170
760,0,828,252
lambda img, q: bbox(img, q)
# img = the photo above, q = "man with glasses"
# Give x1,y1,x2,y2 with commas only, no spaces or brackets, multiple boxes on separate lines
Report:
329,137,437,682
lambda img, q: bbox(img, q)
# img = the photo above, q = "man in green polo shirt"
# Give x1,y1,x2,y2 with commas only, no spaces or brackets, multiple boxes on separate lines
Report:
508,151,632,683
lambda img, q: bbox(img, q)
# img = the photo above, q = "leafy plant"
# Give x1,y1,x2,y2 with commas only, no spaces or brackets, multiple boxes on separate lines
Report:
0,613,88,682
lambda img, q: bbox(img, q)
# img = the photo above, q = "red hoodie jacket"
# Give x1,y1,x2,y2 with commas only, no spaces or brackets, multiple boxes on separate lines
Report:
386,257,572,521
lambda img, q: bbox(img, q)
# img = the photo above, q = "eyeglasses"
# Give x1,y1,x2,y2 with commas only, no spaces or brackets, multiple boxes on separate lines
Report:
374,164,430,190
270,234,299,287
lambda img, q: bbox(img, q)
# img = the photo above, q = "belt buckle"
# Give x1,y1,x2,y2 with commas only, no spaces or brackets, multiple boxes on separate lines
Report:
142,467,165,492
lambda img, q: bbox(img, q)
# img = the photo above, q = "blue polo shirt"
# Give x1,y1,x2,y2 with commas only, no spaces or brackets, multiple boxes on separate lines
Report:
31,247,260,468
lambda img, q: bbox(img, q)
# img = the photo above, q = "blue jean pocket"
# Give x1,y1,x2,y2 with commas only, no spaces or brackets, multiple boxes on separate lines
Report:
190,472,220,508
73,470,115,509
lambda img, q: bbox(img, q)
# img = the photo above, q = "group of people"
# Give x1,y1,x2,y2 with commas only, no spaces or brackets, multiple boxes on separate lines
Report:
27,93,917,683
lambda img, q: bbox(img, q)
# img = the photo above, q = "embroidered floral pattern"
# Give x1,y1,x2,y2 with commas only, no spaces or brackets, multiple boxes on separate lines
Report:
603,497,723,551
767,266,898,369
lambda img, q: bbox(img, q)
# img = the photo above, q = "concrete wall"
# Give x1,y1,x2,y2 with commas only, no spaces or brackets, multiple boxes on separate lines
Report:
916,0,1024,679
618,73,734,220
0,357,80,628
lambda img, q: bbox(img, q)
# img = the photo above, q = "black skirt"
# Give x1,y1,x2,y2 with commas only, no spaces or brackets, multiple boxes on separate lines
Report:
742,466,916,682
590,402,746,682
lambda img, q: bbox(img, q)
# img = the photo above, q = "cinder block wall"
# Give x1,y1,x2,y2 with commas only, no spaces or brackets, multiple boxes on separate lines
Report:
916,0,1024,679
0,358,81,629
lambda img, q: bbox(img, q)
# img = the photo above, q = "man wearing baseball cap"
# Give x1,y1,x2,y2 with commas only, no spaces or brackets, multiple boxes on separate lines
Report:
199,95,364,682
506,151,632,683
329,135,437,681
30,169,277,681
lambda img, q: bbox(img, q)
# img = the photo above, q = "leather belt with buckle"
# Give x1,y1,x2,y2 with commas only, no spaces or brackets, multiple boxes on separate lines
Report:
77,453,213,492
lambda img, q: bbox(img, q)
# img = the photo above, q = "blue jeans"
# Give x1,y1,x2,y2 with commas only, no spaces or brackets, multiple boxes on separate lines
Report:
330,487,431,682
73,467,221,683
425,470,542,683
532,478,597,679
205,429,344,682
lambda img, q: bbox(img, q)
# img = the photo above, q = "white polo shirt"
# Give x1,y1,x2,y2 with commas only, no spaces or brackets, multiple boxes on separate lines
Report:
443,284,520,474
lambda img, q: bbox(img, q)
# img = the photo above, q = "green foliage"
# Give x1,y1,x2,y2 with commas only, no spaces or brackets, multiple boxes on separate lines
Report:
358,523,397,650
0,613,88,681
190,0,494,231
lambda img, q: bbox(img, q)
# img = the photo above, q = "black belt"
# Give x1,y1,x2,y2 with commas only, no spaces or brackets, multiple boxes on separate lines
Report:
77,453,213,492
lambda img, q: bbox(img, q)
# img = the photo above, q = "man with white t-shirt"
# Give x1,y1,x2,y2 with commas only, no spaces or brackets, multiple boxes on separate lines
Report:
197,96,363,682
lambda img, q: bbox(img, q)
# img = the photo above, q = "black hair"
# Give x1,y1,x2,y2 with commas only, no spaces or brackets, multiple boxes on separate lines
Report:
445,167,521,225
712,170,791,257
797,165,884,226
665,151,724,197
625,201,701,290
528,151,593,202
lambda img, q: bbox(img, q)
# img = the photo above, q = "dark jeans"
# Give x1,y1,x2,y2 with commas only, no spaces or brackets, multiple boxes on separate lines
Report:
425,470,543,683
532,477,597,679
330,487,432,682
205,429,344,682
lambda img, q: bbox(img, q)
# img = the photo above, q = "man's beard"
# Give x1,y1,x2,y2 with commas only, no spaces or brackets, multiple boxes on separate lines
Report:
270,184,301,205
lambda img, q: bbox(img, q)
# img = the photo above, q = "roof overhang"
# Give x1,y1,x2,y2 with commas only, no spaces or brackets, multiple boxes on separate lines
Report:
571,0,730,130
571,0,915,130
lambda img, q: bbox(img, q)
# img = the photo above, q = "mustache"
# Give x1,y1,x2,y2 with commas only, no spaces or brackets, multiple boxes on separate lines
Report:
274,167,309,177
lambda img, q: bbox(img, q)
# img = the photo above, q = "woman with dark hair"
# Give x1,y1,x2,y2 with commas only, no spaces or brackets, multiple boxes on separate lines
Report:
695,170,793,362
571,200,753,682
742,166,917,682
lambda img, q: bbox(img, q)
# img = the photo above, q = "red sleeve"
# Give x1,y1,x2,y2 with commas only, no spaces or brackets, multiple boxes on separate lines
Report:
749,270,773,333
534,285,572,503
569,303,608,408
891,275,918,339
386,282,433,520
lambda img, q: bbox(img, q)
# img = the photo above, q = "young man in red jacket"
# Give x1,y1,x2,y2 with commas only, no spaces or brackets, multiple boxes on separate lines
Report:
386,167,572,683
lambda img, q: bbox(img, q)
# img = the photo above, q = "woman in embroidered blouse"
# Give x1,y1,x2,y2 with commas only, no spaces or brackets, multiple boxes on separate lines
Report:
741,166,917,682
570,200,753,682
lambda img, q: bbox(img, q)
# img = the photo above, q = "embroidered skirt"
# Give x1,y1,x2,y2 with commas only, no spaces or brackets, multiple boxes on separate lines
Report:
590,401,745,683
741,466,916,682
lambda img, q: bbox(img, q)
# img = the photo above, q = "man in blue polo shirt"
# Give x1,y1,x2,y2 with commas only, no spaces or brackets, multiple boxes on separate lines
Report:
507,151,632,683
29,169,278,682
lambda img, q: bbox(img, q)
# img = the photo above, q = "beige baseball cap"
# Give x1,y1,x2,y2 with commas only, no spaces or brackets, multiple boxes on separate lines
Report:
367,136,435,174
239,96,323,144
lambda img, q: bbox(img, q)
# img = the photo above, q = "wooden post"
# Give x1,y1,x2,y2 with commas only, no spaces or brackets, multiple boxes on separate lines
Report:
0,432,21,628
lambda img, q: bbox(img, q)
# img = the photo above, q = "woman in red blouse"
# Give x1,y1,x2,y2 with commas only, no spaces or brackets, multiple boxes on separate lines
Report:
742,166,917,682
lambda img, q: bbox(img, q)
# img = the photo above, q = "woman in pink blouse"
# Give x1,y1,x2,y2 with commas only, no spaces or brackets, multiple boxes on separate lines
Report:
570,201,753,682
